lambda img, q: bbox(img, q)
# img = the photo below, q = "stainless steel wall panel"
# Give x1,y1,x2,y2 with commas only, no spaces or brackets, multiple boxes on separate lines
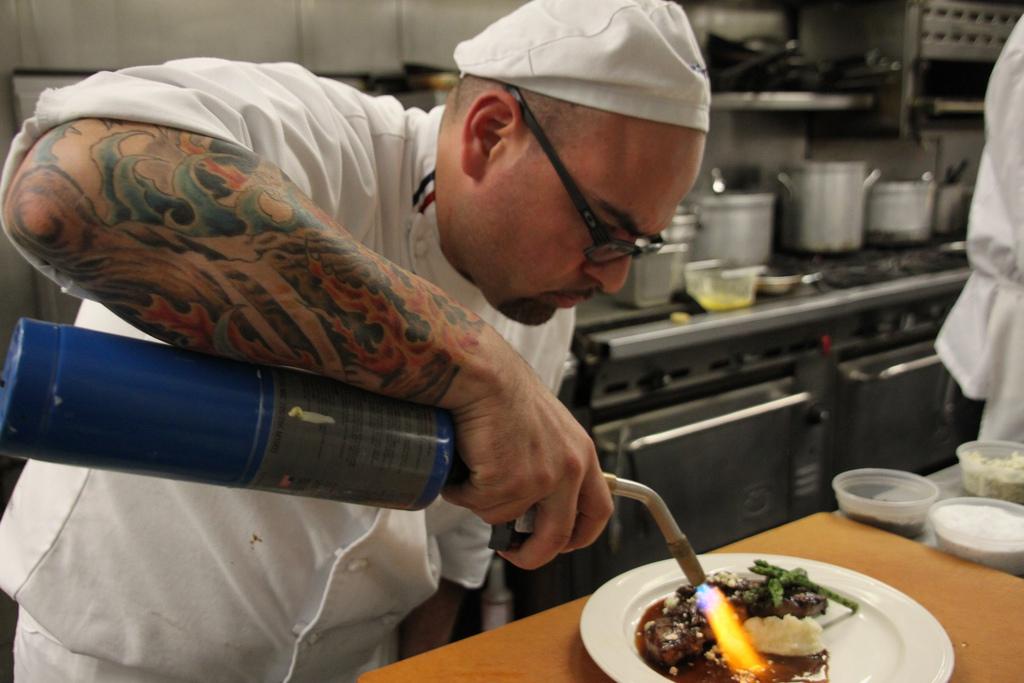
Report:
0,235,38,355
16,0,302,70
686,0,789,49
300,0,402,75
799,0,907,63
694,110,807,195
0,0,38,358
12,73,84,125
398,0,524,70
1,0,19,197
808,135,939,184
810,126,984,191
1,11,34,674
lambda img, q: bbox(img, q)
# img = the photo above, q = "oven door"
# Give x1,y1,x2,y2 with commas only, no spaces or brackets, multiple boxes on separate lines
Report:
834,340,956,475
568,378,817,597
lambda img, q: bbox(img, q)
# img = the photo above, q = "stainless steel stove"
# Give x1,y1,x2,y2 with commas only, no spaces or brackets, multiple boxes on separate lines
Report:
513,240,973,617
773,242,969,290
575,241,968,331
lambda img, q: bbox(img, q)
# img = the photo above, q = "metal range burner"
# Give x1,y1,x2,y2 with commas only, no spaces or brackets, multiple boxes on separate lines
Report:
770,242,968,290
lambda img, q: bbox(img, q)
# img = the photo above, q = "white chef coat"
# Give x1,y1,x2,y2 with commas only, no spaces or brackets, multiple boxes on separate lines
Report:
0,58,574,682
936,19,1024,442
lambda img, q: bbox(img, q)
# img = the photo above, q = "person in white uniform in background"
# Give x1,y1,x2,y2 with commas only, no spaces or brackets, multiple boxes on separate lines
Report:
937,17,1024,443
0,1,708,681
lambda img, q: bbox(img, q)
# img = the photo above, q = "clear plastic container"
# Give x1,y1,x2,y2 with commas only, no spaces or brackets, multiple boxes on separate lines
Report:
929,497,1024,575
684,263,762,312
832,468,939,537
956,440,1024,504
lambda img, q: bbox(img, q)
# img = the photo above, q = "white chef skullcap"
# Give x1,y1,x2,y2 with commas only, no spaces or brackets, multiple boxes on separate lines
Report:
453,0,710,132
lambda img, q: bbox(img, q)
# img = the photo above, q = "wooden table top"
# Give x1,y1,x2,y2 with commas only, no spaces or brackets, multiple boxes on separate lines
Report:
361,512,1024,682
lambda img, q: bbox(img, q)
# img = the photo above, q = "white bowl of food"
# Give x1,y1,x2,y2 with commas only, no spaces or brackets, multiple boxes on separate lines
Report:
928,496,1024,575
956,440,1024,504
832,468,939,538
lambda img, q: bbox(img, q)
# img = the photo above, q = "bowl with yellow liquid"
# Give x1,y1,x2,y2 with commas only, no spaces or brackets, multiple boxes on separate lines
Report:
685,263,763,312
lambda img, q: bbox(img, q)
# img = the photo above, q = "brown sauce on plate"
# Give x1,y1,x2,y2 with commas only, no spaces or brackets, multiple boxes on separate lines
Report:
635,601,829,682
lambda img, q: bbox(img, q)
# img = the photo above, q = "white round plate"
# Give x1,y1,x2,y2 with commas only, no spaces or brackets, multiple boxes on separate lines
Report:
580,553,954,683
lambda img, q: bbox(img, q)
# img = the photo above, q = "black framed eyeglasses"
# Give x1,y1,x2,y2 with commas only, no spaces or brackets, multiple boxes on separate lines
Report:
503,84,663,264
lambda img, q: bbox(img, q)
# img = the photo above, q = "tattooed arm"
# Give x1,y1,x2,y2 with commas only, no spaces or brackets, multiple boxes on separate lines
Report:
2,118,612,569
3,118,492,406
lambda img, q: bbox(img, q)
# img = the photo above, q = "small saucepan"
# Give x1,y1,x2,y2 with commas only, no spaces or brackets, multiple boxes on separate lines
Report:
757,268,823,295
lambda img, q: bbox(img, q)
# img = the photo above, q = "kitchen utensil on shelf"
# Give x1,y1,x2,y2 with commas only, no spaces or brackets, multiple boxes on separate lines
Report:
756,267,823,295
708,34,802,92
603,472,706,586
692,191,775,266
710,167,726,194
933,161,971,236
817,49,902,91
943,160,968,185
778,161,880,253
934,184,972,235
866,174,937,245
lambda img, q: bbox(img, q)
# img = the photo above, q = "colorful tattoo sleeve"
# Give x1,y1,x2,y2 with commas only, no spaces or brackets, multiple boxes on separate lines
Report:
3,119,484,404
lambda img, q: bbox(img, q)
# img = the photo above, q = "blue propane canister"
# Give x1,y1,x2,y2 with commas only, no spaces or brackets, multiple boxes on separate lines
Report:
0,318,462,510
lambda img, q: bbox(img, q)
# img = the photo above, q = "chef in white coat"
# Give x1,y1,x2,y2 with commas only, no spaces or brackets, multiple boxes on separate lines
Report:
937,18,1024,442
0,1,708,681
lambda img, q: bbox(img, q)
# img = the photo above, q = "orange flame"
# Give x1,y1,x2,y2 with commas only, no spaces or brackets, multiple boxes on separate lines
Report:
696,585,766,676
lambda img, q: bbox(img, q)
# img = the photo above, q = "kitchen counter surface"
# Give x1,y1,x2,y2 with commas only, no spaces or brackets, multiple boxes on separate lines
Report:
361,511,1023,683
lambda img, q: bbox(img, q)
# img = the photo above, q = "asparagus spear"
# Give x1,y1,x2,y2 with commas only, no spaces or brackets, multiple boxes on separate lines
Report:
749,559,860,613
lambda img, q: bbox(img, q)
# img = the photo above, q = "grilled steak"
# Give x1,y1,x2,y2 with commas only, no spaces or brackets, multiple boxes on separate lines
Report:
746,590,828,619
641,584,715,667
641,571,829,670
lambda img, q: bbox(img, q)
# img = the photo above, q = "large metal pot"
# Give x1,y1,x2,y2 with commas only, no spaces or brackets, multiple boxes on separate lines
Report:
866,178,937,245
691,192,776,266
778,161,881,253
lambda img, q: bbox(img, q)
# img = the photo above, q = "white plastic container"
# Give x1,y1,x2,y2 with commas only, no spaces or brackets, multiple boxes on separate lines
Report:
929,497,1024,575
956,440,1024,504
832,468,939,538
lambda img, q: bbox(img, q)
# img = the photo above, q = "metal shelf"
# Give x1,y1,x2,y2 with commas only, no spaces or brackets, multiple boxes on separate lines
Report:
712,91,876,111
